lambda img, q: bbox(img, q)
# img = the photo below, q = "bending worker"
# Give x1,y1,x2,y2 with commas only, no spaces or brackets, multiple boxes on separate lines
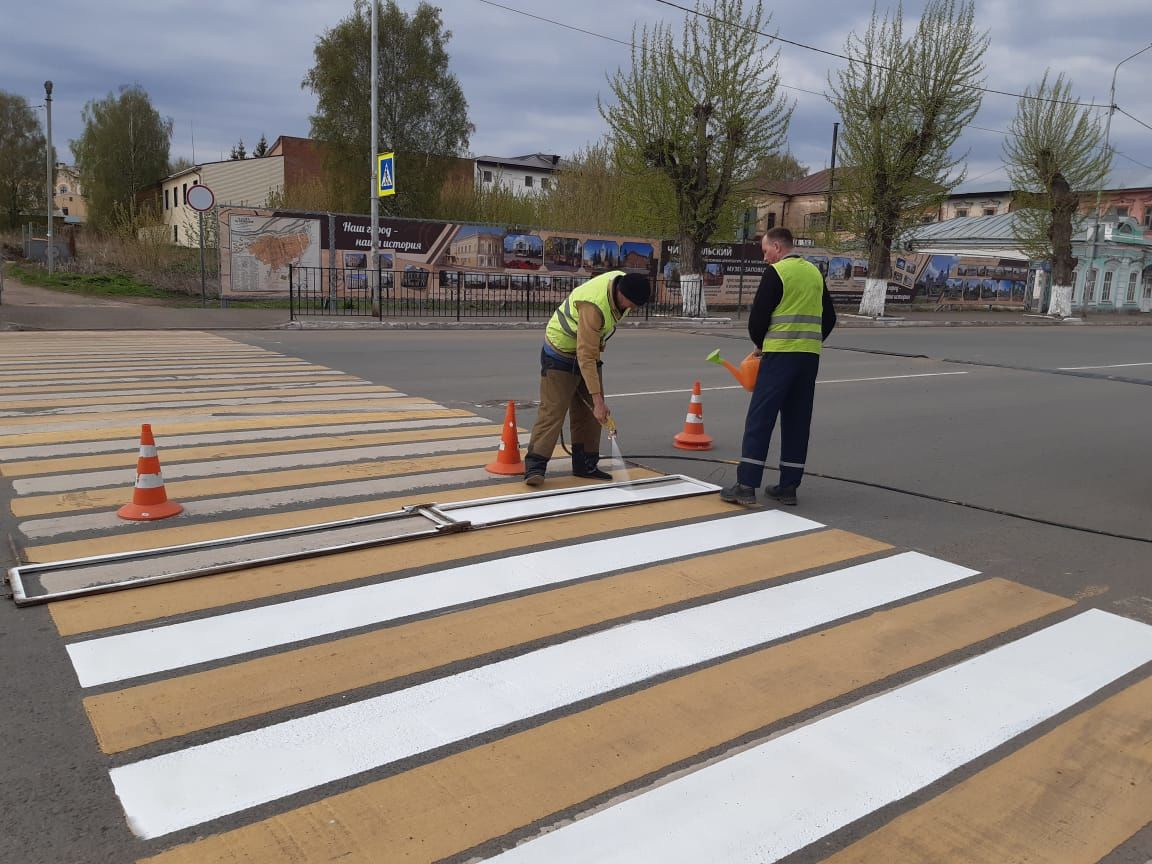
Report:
722,227,837,507
524,270,651,486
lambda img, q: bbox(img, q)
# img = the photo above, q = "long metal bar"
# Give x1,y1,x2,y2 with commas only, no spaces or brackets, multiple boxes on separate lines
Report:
7,476,719,606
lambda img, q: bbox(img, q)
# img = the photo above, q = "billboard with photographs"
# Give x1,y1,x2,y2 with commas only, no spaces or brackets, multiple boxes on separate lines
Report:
217,207,658,300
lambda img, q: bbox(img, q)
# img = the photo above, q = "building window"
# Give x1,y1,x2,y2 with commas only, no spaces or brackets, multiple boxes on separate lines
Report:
164,189,169,210
765,212,777,229
983,207,996,216
1101,270,1113,301
954,208,968,218
1144,207,1152,228
59,184,68,194
1127,272,1138,302
806,212,828,230
1085,269,1096,301
482,170,492,182
541,177,550,190
182,182,188,205
1116,206,1130,218
62,207,68,216
524,175,534,188
173,225,179,243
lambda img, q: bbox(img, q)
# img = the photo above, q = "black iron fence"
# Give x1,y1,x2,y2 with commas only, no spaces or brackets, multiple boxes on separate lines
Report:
288,266,730,321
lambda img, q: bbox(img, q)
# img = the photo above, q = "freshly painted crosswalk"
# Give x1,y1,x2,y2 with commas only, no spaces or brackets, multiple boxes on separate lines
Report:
1,332,1149,864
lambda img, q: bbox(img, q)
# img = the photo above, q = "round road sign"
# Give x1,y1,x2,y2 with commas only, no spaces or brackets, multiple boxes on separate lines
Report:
186,184,215,212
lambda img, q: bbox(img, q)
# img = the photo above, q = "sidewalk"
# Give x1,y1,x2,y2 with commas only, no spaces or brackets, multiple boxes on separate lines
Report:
2,278,1149,331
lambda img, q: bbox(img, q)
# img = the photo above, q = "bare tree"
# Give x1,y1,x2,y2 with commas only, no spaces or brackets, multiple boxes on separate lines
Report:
601,0,792,314
1003,71,1110,317
829,0,987,316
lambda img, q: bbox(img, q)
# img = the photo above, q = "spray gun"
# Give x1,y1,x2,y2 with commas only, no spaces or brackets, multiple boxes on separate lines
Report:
603,415,618,440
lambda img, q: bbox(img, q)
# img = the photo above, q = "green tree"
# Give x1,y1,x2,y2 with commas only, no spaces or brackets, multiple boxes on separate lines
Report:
1003,71,1109,317
302,0,473,216
230,139,247,160
253,133,269,157
71,85,172,229
600,0,792,280
754,151,807,185
829,0,988,316
0,90,47,230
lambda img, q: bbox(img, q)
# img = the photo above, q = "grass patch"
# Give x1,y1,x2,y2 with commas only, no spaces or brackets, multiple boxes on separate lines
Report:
9,265,172,299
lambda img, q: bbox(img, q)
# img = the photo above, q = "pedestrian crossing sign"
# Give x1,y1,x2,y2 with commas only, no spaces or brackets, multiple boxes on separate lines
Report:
377,152,395,197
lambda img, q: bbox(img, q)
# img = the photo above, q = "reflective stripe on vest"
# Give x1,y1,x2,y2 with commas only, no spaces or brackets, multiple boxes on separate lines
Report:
762,256,825,355
545,270,627,353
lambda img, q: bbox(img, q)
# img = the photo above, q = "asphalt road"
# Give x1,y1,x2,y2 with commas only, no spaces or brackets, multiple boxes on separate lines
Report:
2,323,1150,864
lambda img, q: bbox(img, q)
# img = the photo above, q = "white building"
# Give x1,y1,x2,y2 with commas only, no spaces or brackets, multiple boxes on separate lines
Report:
474,153,561,196
160,155,285,246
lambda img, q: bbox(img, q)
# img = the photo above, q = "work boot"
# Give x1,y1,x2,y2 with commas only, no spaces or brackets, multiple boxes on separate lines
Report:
720,483,763,508
765,484,798,506
524,452,549,487
571,444,613,480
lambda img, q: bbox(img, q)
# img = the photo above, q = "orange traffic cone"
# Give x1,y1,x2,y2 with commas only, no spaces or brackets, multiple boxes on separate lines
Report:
486,401,526,475
673,381,714,451
117,424,184,521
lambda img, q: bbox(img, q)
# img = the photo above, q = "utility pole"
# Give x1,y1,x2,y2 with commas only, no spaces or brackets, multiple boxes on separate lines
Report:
44,80,54,277
369,0,379,303
1086,42,1152,315
826,121,839,234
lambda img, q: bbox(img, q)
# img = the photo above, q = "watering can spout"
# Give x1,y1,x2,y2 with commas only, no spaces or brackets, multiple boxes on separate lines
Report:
706,349,759,392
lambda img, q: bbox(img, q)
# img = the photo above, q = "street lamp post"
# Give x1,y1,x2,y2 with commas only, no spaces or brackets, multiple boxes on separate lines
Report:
44,80,54,277
1085,42,1152,314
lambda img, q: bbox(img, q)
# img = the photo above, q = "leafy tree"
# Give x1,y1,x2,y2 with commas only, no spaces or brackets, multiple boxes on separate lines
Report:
754,151,807,185
829,0,988,316
302,0,473,216
253,133,269,157
169,156,193,174
1003,71,1109,317
601,0,792,278
0,90,47,230
71,85,172,229
230,139,247,160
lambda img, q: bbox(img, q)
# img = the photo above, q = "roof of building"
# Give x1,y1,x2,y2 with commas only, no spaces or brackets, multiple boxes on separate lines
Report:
475,153,562,172
760,167,835,196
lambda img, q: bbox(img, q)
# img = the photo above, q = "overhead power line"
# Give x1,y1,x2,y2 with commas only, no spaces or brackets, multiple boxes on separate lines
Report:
1115,106,1152,135
652,0,1109,110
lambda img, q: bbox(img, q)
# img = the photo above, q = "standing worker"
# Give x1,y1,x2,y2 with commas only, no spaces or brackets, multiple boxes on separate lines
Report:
721,227,837,507
524,270,651,486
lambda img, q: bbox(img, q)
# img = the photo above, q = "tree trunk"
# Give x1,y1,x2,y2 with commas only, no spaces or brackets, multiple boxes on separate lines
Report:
858,235,893,317
1049,172,1078,319
1048,283,1073,317
678,234,706,317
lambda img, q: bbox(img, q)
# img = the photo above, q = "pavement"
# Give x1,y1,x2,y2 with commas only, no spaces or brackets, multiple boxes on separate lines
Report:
1,286,1151,863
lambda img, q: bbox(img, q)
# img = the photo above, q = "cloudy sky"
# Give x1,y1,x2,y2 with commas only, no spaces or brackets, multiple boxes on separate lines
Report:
4,0,1151,192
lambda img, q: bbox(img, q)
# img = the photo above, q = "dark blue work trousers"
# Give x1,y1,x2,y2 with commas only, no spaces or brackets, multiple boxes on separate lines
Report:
736,351,820,489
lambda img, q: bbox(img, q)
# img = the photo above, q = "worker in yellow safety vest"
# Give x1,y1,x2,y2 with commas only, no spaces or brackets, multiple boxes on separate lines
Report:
721,226,837,507
524,271,651,485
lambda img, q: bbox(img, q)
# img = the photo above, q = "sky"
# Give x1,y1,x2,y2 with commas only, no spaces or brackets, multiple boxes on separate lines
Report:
3,0,1151,193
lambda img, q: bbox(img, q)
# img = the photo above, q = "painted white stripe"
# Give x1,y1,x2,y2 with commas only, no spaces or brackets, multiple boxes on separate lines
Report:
68,509,819,688
0,381,368,402
0,391,406,418
14,435,499,494
1,402,447,436
0,416,487,461
485,610,1152,864
109,552,974,839
133,474,165,490
684,413,699,423
17,466,510,540
0,360,311,373
1058,361,1152,370
608,372,968,398
138,445,157,458
0,352,272,365
0,371,342,386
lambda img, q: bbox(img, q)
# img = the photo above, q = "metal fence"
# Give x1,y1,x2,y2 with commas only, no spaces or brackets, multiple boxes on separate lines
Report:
288,266,731,321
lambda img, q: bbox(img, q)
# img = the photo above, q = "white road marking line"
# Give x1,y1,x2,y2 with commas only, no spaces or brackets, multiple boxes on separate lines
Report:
1057,361,1152,370
0,381,369,402
108,550,975,839
607,371,969,398
0,402,447,436
0,416,488,461
0,391,406,418
484,610,1152,864
68,510,821,688
14,436,499,494
16,466,514,540
0,371,341,385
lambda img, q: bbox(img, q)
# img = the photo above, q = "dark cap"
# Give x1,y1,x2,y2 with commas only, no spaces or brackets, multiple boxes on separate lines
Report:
616,273,651,306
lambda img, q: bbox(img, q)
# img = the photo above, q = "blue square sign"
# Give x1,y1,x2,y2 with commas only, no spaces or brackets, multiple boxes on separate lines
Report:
377,152,396,197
